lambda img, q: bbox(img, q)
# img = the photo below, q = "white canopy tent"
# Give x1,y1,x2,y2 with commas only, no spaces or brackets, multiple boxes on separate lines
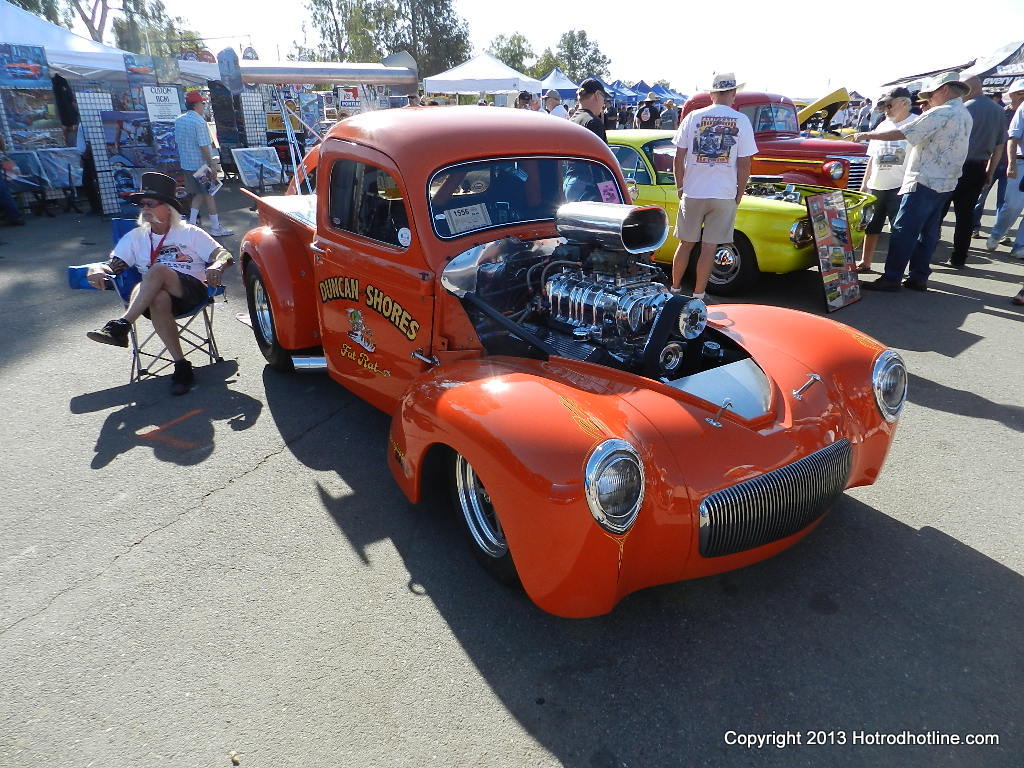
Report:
0,0,217,84
423,52,541,95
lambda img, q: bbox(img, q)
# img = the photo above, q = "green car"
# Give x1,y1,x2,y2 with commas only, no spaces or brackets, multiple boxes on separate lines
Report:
607,130,875,295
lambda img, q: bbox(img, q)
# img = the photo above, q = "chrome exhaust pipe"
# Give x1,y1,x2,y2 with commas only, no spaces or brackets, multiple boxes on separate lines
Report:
292,356,327,370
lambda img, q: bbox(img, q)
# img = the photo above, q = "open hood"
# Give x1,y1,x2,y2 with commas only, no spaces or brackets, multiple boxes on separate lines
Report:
798,88,851,129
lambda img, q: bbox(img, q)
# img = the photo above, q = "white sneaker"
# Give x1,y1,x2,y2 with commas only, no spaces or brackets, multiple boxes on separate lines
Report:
1000,236,1014,246
207,226,234,237
985,236,1000,251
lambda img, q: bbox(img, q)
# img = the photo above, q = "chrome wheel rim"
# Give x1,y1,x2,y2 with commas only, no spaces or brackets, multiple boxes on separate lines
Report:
710,243,741,286
253,279,275,343
454,454,507,558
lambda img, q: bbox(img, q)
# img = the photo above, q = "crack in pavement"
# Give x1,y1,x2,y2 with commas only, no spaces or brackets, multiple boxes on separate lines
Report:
0,400,356,638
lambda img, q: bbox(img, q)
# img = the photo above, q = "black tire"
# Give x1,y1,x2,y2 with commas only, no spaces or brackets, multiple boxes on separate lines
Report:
449,452,519,586
244,262,294,372
706,233,759,296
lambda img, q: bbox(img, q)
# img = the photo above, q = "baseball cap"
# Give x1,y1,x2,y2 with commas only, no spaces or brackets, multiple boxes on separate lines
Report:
577,78,608,97
517,90,532,103
543,89,561,101
184,90,207,104
878,86,913,105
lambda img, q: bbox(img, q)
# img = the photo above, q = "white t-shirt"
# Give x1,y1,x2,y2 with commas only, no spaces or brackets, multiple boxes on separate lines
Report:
111,222,221,283
672,104,758,199
866,114,916,191
547,104,569,119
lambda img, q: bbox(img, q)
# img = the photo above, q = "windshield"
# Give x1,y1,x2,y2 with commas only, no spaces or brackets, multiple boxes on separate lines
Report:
740,103,799,133
428,156,622,239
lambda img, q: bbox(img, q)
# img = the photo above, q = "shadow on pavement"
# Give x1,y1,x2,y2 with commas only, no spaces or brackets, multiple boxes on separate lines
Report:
70,360,262,467
260,366,1023,768
908,372,1024,432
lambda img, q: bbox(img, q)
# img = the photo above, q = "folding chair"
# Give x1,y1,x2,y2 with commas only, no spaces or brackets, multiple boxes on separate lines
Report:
68,218,226,383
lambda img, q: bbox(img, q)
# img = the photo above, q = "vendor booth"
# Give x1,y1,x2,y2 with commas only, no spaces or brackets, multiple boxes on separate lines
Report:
882,39,1024,94
539,68,578,100
423,52,541,96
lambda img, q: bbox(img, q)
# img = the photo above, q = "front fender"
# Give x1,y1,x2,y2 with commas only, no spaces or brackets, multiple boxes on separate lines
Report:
240,226,320,350
388,358,695,618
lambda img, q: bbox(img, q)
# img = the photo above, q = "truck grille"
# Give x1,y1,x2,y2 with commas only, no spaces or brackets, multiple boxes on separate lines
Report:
832,155,869,190
698,439,852,557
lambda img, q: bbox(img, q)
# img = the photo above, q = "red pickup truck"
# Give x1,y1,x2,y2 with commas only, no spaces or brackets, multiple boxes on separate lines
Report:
238,106,905,617
681,91,868,190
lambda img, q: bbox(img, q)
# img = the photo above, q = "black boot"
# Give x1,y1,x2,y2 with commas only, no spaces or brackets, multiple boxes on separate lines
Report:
170,359,194,396
87,318,130,347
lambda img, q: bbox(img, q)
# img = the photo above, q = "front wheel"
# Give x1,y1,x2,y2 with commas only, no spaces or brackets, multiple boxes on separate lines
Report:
450,452,519,586
244,262,294,372
707,233,759,296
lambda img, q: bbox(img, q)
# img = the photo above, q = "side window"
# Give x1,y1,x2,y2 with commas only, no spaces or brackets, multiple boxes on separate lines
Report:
328,159,410,248
609,145,652,186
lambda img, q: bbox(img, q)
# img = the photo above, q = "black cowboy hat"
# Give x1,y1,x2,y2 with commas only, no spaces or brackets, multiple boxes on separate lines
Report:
127,171,184,213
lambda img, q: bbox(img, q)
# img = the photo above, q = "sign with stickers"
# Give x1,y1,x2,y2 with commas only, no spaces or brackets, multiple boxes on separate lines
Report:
806,191,860,312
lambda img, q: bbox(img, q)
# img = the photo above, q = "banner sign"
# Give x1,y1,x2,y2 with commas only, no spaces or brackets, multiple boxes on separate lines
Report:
217,48,243,95
807,190,860,312
0,43,49,88
143,85,182,122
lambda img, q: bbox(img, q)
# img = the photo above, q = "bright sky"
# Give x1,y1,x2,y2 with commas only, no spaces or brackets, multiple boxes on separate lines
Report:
84,0,1024,98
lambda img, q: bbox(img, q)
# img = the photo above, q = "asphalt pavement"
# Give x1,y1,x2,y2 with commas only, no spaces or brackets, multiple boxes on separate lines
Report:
1,185,1021,768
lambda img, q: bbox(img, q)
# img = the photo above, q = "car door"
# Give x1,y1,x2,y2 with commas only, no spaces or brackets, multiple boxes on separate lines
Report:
313,140,434,413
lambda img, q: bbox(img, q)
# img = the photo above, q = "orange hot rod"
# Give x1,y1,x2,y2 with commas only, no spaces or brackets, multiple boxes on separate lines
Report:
239,106,907,619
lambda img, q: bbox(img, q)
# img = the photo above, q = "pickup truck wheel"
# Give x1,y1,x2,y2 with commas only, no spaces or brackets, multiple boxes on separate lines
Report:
451,452,519,586
707,234,759,296
245,264,294,372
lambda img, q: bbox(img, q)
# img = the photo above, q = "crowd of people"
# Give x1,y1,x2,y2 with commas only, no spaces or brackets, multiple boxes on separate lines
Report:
851,73,1024,305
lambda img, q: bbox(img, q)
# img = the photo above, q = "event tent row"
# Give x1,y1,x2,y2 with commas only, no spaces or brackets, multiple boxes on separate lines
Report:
0,0,218,84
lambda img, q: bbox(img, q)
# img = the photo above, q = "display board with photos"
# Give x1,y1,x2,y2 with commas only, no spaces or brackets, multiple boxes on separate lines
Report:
1,88,62,149
3,150,47,189
807,190,860,312
37,147,83,188
0,44,50,89
232,147,284,187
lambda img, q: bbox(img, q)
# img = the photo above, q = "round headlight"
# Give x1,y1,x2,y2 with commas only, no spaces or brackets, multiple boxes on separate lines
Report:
856,203,873,231
584,439,644,534
823,160,845,180
872,349,908,422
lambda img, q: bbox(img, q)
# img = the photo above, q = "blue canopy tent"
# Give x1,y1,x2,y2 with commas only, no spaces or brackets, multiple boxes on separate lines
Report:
632,80,653,97
612,80,639,105
539,67,578,99
651,84,674,100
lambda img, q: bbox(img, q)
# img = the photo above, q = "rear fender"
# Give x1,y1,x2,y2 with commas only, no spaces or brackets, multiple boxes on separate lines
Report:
240,226,320,350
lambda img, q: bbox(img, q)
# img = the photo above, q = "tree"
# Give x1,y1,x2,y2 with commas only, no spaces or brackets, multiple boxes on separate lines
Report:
529,48,563,81
112,0,204,57
9,0,72,28
302,0,470,76
654,79,673,91
487,32,534,74
556,30,610,83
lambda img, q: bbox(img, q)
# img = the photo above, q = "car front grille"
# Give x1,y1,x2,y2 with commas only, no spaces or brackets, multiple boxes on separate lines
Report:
833,155,869,190
698,439,852,557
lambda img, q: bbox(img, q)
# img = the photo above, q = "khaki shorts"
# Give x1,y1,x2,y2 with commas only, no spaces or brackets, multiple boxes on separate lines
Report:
676,196,738,244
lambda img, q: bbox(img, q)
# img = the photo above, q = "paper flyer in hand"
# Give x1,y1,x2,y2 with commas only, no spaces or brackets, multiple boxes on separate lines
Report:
193,163,222,196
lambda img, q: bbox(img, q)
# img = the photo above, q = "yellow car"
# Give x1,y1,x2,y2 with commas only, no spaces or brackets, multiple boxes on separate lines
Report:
607,130,875,295
798,88,858,140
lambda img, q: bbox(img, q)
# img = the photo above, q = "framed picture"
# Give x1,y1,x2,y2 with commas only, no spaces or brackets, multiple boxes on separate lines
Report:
806,191,860,312
37,147,84,188
0,43,50,88
231,147,285,187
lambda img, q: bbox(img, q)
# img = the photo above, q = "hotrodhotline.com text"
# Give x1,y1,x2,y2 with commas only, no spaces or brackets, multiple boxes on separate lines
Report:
723,730,1000,749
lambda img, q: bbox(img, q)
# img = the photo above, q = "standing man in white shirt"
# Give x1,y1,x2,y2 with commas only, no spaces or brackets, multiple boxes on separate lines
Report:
669,72,758,300
174,90,233,237
853,72,972,292
856,87,915,272
543,90,569,119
